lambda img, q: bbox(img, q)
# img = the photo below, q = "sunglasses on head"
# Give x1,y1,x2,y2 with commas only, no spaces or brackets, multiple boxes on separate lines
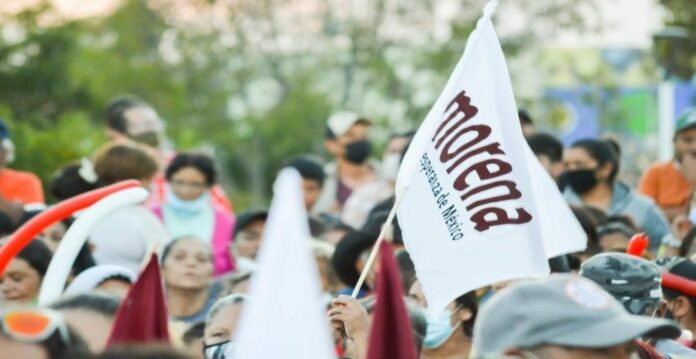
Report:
0,308,70,345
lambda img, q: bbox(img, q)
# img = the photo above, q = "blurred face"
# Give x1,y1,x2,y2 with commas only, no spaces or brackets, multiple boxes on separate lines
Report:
204,303,244,346
302,179,322,211
170,167,208,201
0,334,47,359
408,280,427,308
0,258,41,303
326,123,370,157
675,128,696,161
385,136,409,157
563,147,612,185
59,309,113,352
233,219,265,260
598,233,632,251
96,278,131,298
39,222,67,253
162,239,214,290
124,106,164,136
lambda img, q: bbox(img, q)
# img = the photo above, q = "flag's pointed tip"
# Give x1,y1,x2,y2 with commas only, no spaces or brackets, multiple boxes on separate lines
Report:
482,0,499,19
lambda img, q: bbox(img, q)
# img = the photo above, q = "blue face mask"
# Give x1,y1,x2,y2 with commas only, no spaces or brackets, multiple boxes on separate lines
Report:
166,188,210,217
423,307,461,349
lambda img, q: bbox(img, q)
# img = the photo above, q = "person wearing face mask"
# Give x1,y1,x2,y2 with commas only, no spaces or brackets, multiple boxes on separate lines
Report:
581,253,696,357
313,111,391,228
408,280,477,359
203,294,247,359
656,257,696,350
640,108,696,222
562,139,670,251
380,131,414,185
153,153,235,276
104,96,234,215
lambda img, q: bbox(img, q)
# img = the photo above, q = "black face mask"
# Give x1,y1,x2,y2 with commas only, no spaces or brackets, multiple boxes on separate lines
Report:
561,169,598,194
128,131,162,148
344,139,372,164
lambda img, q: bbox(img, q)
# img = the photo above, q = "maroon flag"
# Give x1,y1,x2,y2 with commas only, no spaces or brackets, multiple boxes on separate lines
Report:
107,254,170,347
366,241,418,359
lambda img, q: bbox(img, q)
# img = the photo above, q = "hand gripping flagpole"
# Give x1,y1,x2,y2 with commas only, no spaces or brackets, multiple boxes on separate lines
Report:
350,0,501,299
351,194,404,297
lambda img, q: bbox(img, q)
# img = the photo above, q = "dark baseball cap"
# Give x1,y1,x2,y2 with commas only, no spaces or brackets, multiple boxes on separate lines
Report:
472,274,680,356
233,209,268,237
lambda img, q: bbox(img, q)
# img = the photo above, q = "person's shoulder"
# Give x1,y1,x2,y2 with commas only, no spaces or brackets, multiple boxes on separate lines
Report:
646,161,678,174
623,183,661,210
0,168,40,182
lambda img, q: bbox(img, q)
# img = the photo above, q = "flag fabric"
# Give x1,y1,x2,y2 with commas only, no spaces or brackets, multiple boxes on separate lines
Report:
366,241,418,359
106,253,169,347
395,1,586,314
231,169,337,359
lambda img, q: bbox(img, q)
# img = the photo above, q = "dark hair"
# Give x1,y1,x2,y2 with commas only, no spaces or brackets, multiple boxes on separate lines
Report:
93,143,159,185
104,97,146,134
285,157,326,186
0,313,91,359
407,302,427,353
165,152,217,187
50,163,98,201
570,139,620,183
518,109,532,125
17,213,95,276
50,293,121,318
0,210,14,236
160,237,212,264
325,126,337,140
395,249,416,295
16,240,53,278
570,206,602,254
527,133,563,163
454,291,478,338
182,321,205,345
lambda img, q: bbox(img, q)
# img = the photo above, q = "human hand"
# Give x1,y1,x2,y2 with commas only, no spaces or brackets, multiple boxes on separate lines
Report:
328,295,369,340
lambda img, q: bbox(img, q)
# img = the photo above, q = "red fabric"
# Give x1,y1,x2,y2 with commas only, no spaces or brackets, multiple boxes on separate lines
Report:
366,241,418,359
635,340,663,359
0,168,44,204
107,254,170,347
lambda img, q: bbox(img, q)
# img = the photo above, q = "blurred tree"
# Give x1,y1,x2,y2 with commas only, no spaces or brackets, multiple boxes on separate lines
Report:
0,0,593,206
655,0,696,80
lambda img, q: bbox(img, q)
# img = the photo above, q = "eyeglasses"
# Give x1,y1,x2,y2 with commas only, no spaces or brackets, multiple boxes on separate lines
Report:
0,308,70,345
170,180,207,191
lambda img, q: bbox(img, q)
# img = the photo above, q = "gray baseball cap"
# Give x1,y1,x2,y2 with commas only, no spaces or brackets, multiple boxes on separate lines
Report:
472,274,680,356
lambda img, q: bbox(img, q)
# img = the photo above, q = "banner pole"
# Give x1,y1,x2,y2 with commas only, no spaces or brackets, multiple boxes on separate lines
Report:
351,194,404,298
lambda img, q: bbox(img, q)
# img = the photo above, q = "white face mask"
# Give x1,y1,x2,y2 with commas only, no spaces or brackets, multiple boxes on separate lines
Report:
381,153,401,181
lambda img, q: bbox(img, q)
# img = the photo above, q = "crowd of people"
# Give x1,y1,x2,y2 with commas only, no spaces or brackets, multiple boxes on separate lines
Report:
2,95,696,359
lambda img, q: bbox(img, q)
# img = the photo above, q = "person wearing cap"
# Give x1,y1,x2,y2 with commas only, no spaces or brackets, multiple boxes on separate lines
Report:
640,108,696,221
229,209,268,273
471,274,680,358
313,111,391,228
581,253,696,357
0,119,44,206
657,257,696,348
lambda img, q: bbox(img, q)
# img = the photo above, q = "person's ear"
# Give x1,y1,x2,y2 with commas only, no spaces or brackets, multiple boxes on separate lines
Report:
597,161,613,181
675,296,691,318
457,307,473,322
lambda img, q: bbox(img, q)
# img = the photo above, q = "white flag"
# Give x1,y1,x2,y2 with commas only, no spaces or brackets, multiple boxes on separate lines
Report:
395,2,586,314
232,169,337,359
